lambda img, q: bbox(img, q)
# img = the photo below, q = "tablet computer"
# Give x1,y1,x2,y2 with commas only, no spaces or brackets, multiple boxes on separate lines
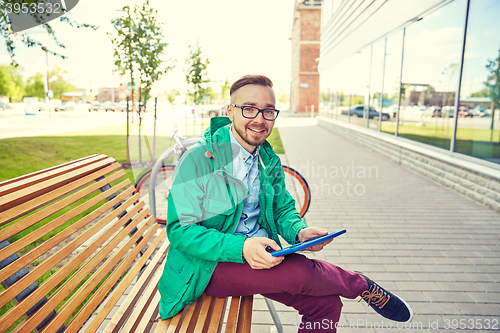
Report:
270,229,346,257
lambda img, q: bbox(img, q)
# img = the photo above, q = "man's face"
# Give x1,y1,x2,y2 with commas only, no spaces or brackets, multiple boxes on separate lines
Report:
227,84,276,154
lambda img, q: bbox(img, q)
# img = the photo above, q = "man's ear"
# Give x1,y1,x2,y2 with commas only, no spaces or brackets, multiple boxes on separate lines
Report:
227,104,234,121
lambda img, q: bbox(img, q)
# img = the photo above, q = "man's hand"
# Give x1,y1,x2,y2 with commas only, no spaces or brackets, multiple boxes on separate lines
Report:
242,237,284,269
297,227,332,252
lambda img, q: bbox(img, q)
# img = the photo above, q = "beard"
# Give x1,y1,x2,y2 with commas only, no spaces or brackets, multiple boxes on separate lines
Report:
233,122,269,149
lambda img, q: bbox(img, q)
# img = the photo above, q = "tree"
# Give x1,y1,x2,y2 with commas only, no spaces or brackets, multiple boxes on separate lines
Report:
221,78,230,102
206,87,217,102
484,49,500,137
0,65,25,101
168,89,180,104
0,0,97,67
111,1,172,106
276,89,289,104
186,44,210,105
111,0,173,164
25,72,44,99
49,66,77,99
471,88,490,98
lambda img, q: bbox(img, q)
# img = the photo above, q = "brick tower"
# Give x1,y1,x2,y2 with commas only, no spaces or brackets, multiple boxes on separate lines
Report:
290,0,321,113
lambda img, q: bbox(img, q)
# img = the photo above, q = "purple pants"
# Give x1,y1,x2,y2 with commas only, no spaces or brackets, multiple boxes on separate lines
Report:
205,253,368,332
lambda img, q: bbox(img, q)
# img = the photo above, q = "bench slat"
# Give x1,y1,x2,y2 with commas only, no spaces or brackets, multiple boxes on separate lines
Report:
0,154,104,193
101,238,170,333
119,244,166,333
0,191,138,309
225,296,241,333
1,199,146,333
0,162,122,226
235,296,253,333
178,296,202,333
43,219,159,333
86,230,169,333
135,291,162,333
194,294,216,333
0,157,116,214
0,176,129,265
153,318,172,333
166,310,182,333
209,297,228,333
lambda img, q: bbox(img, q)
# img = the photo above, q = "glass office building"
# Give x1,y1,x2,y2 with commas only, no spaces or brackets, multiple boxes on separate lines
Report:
319,0,500,165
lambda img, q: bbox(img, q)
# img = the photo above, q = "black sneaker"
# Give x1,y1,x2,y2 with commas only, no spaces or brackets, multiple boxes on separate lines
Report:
356,272,414,322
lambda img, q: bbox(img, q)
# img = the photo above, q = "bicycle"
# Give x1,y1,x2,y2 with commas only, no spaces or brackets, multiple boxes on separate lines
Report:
134,126,311,224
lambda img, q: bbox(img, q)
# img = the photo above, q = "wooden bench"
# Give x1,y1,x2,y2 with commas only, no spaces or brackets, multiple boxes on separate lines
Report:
0,154,255,333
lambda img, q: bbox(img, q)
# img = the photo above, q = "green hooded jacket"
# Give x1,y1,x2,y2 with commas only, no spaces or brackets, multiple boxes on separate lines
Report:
158,117,308,319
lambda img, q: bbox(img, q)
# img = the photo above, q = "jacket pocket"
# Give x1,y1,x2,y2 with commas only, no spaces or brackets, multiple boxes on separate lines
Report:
162,249,195,302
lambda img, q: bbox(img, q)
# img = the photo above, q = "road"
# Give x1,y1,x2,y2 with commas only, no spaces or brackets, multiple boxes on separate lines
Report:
0,103,214,139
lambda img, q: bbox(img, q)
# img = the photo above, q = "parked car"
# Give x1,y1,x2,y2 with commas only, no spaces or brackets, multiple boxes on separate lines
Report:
0,102,13,111
471,106,490,117
55,101,76,112
457,105,474,118
208,106,228,117
117,101,128,112
341,105,390,120
91,102,103,112
38,102,49,112
102,101,118,112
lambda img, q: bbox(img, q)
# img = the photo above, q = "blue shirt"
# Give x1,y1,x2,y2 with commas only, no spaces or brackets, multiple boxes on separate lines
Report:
229,127,269,238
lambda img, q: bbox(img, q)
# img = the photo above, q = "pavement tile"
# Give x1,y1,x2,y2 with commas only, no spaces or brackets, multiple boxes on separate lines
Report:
383,264,425,272
326,255,363,264
361,257,400,264
447,273,496,282
342,264,388,272
409,273,454,282
395,291,430,302
431,257,473,265
420,264,465,273
435,281,486,292
423,291,476,303
398,258,443,265
454,303,500,316
411,302,463,315
394,281,441,291
465,258,500,265
475,282,500,292
466,292,500,303
362,272,413,281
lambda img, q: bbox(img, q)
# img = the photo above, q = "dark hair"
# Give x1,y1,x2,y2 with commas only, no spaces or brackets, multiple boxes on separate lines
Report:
230,75,273,100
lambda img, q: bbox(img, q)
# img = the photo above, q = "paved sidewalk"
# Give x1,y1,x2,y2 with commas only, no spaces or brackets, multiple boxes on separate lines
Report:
250,117,500,332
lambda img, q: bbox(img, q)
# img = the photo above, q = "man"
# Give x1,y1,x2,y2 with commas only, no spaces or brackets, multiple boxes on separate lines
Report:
158,75,413,331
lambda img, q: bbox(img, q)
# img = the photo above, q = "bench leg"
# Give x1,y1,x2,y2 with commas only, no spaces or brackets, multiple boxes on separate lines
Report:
264,297,283,333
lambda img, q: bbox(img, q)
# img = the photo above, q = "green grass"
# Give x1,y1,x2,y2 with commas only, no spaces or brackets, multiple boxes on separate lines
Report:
268,128,284,154
381,123,500,159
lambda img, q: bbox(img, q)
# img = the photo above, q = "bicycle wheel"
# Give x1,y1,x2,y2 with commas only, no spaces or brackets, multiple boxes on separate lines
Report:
282,165,311,218
134,165,176,224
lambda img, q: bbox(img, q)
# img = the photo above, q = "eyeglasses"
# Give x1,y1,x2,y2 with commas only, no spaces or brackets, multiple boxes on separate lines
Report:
230,104,280,121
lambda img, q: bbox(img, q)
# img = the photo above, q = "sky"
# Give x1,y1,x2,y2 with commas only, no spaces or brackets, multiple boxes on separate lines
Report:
0,0,296,98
